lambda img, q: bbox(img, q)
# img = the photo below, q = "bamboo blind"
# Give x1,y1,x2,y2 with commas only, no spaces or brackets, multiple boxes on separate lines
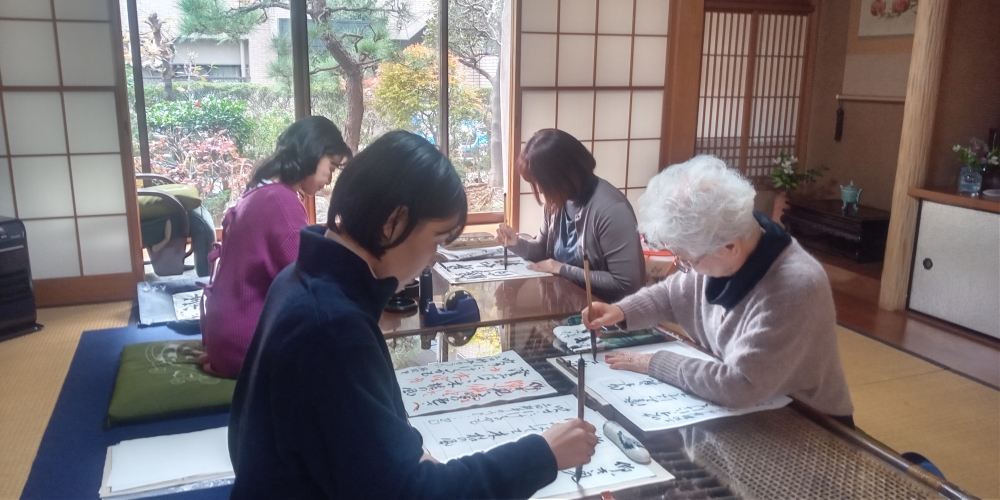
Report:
694,10,808,185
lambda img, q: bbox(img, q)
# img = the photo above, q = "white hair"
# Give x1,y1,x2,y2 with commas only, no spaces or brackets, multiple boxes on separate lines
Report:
637,155,758,257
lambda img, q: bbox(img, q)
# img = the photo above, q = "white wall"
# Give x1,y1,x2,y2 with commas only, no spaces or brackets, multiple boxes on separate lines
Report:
0,0,135,281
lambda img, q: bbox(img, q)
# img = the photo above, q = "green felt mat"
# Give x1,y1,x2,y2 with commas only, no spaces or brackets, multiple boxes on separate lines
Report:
106,339,235,427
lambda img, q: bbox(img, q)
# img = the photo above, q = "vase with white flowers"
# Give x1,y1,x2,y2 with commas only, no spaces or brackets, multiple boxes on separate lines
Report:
769,150,828,224
953,139,999,195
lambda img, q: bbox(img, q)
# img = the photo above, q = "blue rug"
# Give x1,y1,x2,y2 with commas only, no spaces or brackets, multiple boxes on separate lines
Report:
21,325,231,499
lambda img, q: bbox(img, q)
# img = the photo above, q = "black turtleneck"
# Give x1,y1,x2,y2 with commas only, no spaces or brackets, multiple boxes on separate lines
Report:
228,226,558,499
705,212,792,311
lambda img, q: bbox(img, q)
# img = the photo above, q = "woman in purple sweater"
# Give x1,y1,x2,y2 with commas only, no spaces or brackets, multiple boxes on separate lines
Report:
199,116,352,378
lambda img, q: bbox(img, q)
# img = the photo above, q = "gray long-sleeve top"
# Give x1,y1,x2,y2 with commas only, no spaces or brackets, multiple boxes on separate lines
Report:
510,178,645,303
616,239,854,417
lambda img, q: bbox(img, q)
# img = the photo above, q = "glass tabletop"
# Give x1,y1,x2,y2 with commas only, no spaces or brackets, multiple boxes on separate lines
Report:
379,270,590,338
383,316,972,500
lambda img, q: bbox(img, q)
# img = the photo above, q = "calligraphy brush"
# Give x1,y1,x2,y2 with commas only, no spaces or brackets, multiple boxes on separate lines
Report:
574,354,585,483
503,218,509,270
583,256,598,362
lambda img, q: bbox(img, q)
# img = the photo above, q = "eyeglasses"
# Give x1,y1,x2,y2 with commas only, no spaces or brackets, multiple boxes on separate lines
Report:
670,252,706,274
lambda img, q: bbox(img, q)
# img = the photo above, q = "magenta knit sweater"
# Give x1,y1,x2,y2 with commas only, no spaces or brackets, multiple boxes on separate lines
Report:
200,183,307,378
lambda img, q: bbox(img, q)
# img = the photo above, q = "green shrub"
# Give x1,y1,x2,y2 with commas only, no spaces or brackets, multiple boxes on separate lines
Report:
146,96,252,148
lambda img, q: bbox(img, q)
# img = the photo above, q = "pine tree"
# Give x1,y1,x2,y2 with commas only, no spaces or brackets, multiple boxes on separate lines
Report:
177,0,408,152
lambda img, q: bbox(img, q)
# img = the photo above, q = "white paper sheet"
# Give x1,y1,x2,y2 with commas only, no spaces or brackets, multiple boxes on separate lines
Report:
552,324,605,354
558,344,792,431
171,289,203,322
101,427,232,496
434,257,551,284
410,395,670,499
395,351,558,417
437,245,507,261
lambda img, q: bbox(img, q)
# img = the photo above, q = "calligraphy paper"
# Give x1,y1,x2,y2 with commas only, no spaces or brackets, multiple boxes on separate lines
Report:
410,395,670,499
558,344,791,431
171,290,202,322
437,245,507,261
434,257,551,284
552,324,605,354
396,351,558,417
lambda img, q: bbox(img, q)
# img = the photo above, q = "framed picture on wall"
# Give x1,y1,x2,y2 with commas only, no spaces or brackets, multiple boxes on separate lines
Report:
858,0,918,37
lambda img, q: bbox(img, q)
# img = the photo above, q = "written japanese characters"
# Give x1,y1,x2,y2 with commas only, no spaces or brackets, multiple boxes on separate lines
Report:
434,257,551,284
395,351,558,417
171,290,203,322
558,344,791,431
552,324,605,354
409,395,669,498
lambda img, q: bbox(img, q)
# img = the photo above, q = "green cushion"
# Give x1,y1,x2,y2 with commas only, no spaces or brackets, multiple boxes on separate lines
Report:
106,340,235,427
137,184,202,220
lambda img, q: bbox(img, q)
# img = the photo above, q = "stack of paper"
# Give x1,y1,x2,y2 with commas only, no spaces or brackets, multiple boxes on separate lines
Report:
436,245,506,261
99,427,233,499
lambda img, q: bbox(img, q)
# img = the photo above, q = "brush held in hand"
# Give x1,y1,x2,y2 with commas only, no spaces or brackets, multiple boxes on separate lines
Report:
583,257,598,361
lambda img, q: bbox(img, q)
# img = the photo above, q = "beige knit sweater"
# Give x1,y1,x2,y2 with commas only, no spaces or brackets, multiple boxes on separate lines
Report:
616,240,854,417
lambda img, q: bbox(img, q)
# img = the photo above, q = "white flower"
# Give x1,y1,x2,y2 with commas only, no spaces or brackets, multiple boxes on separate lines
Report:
783,164,794,174
953,144,962,152
990,157,999,165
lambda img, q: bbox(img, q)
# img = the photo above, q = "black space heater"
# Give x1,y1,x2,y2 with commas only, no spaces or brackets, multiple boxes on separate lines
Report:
0,216,43,341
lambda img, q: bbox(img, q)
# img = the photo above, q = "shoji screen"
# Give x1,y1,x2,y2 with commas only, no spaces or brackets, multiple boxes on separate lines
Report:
694,9,810,185
515,0,669,232
0,0,140,304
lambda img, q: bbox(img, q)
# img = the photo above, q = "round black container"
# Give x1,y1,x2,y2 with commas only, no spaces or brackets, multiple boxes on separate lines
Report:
418,268,433,313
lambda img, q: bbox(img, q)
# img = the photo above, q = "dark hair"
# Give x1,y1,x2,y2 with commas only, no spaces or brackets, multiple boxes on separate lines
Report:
247,115,352,189
328,131,467,258
518,129,597,212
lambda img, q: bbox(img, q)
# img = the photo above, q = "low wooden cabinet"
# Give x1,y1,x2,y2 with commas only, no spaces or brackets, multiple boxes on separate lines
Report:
781,200,891,263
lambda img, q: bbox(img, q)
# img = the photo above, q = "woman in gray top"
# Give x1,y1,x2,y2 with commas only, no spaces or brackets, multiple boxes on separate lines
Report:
496,129,645,303
583,155,854,426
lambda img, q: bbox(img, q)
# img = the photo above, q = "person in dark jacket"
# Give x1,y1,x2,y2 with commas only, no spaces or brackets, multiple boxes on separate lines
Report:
229,130,598,499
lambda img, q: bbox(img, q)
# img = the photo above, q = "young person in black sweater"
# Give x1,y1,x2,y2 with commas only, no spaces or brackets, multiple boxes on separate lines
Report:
228,130,598,499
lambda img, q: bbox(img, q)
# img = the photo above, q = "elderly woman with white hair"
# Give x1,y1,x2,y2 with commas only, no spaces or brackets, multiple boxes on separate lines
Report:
583,155,854,427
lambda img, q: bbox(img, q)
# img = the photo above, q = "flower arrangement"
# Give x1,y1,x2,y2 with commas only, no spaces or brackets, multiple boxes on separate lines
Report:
952,139,999,174
870,0,917,18
770,150,828,192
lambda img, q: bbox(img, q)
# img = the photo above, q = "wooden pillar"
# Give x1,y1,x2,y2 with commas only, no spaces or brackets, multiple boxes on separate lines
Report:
659,0,705,168
879,0,950,311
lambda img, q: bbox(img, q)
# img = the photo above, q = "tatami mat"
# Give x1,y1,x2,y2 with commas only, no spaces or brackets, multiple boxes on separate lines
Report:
0,302,131,500
0,307,996,499
838,327,1000,499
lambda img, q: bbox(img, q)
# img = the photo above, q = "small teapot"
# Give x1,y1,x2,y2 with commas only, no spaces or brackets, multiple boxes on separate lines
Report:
840,181,862,214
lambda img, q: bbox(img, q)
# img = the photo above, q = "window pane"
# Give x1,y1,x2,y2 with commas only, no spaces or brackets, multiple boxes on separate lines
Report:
448,0,506,214
307,0,442,224
121,0,294,229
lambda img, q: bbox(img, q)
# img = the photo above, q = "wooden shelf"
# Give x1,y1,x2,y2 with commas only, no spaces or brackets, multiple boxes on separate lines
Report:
908,187,1000,214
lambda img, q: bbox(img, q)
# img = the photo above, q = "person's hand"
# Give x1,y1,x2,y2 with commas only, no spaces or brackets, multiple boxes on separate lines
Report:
541,418,598,470
527,259,563,274
604,352,654,374
420,448,440,464
582,302,625,330
495,223,519,247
